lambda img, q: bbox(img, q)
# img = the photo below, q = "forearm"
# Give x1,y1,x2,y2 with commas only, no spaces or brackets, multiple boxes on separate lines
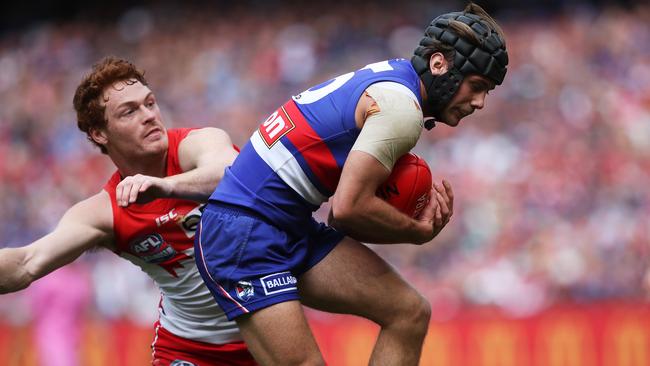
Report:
167,128,237,203
0,248,34,294
165,164,223,203
330,196,427,244
1,194,110,295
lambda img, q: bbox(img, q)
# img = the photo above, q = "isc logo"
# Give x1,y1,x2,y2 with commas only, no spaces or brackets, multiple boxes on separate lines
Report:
258,108,295,148
155,209,178,227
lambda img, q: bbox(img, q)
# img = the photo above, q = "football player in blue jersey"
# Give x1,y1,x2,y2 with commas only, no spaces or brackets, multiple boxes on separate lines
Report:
195,3,508,365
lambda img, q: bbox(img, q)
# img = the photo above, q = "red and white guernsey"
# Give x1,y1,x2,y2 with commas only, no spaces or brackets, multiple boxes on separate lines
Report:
104,128,241,344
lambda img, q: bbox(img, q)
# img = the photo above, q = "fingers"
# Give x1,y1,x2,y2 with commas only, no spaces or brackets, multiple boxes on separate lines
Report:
442,179,454,215
414,180,454,243
116,176,138,207
434,193,443,227
131,179,151,204
434,180,454,219
116,177,132,207
426,179,454,241
116,174,154,207
416,188,438,222
433,184,449,218
116,180,126,207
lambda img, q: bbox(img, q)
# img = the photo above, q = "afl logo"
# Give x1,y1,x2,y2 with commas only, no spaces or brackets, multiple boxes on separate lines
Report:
129,233,176,264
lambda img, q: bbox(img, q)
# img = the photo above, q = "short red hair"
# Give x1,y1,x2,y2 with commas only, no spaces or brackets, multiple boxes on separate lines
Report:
73,57,148,154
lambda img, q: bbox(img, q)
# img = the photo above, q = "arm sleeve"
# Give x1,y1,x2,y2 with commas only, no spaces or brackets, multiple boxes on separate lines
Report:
351,82,424,171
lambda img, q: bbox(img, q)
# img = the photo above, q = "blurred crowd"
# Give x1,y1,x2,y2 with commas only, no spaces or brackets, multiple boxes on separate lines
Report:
1,1,649,328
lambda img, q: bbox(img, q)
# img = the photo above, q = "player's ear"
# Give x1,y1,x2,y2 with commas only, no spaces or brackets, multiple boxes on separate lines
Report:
428,52,449,76
90,127,108,147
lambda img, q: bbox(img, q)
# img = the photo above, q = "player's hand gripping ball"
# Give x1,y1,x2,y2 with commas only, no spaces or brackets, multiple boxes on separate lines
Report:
376,153,432,218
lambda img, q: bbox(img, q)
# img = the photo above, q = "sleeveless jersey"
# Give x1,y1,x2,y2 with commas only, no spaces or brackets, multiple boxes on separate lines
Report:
211,59,422,232
104,128,241,344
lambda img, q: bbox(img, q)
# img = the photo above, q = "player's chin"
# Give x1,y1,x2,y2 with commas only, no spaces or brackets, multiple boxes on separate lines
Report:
143,138,168,154
439,114,461,127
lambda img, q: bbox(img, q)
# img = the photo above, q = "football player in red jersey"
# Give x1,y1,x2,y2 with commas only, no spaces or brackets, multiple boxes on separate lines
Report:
0,57,257,366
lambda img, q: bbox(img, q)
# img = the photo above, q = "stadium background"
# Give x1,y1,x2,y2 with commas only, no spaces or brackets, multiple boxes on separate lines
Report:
0,0,649,365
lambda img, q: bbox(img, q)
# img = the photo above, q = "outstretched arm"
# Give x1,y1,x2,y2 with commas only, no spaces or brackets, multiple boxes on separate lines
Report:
0,192,112,294
115,128,239,206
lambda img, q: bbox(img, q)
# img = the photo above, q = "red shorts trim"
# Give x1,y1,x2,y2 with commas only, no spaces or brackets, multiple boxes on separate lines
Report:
151,321,257,366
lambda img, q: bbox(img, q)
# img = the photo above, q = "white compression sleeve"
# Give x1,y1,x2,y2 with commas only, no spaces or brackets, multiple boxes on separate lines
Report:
351,82,424,170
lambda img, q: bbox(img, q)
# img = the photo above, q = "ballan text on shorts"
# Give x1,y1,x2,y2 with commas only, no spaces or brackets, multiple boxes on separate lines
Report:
261,272,297,295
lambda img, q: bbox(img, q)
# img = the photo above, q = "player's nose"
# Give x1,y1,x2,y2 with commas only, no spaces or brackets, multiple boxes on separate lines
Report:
470,92,486,110
140,104,156,123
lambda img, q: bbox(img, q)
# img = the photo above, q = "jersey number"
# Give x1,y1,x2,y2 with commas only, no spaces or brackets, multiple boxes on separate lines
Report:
292,61,395,104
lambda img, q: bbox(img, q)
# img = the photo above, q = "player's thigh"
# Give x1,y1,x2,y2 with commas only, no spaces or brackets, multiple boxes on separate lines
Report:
298,236,425,324
236,300,323,365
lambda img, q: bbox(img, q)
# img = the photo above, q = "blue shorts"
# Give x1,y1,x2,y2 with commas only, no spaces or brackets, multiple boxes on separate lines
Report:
195,203,344,320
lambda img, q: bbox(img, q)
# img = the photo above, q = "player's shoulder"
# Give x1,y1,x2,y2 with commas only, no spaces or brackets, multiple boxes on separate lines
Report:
386,57,414,68
67,190,113,232
361,59,421,100
167,127,230,145
355,59,414,80
77,190,112,214
176,127,237,171
185,127,230,140
366,82,422,116
380,58,418,76
180,127,233,151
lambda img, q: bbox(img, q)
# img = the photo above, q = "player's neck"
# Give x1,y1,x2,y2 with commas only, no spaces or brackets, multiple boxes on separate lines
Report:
111,150,168,178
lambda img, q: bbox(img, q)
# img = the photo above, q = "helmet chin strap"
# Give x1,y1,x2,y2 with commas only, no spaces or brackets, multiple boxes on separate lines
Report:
424,68,464,127
412,54,464,129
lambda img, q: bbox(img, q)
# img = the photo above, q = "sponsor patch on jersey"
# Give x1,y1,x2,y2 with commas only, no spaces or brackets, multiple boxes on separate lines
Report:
258,107,295,148
178,204,205,238
260,271,298,296
129,233,177,263
236,280,255,302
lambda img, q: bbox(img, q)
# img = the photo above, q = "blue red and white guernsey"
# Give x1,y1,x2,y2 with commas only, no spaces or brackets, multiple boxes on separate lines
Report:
211,58,422,231
197,59,423,320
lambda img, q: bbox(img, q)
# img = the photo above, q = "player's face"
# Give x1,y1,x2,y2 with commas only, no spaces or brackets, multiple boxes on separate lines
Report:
437,75,494,127
101,80,168,156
